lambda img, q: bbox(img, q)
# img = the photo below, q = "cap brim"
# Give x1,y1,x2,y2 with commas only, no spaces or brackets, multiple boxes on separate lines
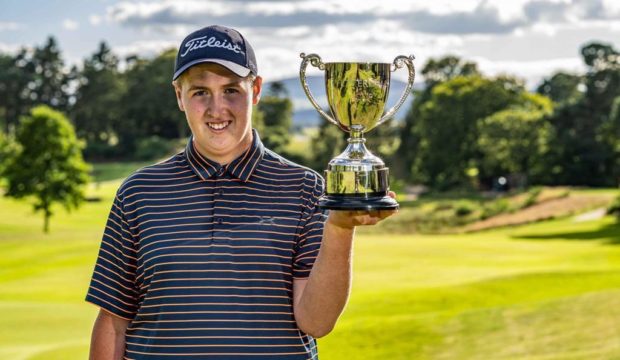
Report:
173,59,251,80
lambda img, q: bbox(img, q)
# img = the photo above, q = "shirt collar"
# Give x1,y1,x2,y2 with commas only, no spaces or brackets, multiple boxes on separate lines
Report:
185,129,265,182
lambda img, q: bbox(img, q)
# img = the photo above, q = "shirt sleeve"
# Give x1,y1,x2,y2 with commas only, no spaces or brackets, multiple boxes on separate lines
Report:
293,171,328,279
85,191,139,320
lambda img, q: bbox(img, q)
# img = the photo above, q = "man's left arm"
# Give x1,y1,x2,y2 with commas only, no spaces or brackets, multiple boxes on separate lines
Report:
293,196,397,338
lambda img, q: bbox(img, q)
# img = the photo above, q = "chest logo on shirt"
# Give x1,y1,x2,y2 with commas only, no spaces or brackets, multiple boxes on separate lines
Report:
257,216,277,226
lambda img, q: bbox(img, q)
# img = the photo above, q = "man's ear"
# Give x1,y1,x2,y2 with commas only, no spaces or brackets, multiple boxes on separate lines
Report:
172,81,185,112
252,76,263,105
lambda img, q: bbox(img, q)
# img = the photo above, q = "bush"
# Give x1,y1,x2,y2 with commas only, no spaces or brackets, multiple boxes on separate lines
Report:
0,131,17,177
481,199,510,219
608,195,620,219
434,202,453,211
454,200,476,217
521,187,542,208
134,136,181,161
83,140,120,160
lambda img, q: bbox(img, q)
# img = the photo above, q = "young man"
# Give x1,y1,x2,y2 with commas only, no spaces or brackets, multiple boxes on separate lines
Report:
86,25,396,359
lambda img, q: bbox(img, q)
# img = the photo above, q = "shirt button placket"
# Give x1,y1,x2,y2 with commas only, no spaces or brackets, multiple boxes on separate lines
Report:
213,167,225,242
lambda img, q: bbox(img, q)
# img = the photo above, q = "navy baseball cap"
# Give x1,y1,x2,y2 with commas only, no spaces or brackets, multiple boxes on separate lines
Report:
173,25,258,81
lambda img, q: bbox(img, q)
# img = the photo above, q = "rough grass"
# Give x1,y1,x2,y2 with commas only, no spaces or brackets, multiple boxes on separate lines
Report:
368,188,619,234
463,192,613,232
1,173,620,359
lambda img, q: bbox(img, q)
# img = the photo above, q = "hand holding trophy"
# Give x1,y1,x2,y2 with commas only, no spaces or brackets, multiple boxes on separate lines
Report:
299,53,415,210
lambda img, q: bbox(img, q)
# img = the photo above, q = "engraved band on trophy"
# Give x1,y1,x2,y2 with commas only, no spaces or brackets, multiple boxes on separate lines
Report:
299,53,415,210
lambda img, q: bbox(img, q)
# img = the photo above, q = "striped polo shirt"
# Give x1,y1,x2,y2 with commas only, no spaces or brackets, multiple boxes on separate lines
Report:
86,130,327,359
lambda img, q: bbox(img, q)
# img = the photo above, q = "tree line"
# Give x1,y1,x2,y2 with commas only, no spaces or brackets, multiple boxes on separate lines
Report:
0,36,293,232
0,37,619,206
0,37,293,162
256,43,619,191
393,43,620,190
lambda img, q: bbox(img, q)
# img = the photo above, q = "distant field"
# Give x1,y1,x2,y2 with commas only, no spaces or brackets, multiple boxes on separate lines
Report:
90,161,155,182
1,176,619,359
283,127,315,161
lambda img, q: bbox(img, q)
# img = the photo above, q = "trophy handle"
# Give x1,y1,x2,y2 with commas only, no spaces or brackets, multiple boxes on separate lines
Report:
299,53,340,128
377,55,416,126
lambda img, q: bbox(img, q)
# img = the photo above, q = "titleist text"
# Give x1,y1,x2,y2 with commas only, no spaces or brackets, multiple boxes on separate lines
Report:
181,36,244,57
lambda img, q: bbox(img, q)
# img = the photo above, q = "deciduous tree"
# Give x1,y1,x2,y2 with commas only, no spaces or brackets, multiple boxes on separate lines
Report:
4,106,90,233
395,56,480,182
410,75,525,189
477,94,554,186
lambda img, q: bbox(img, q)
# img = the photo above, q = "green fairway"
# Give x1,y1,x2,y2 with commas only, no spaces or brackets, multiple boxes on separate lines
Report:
324,218,620,359
0,181,619,359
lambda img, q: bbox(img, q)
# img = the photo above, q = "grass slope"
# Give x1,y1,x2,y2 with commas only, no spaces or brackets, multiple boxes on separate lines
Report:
0,181,120,360
320,219,620,359
0,180,619,359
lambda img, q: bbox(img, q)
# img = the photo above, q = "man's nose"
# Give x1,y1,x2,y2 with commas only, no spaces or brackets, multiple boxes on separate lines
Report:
207,94,226,118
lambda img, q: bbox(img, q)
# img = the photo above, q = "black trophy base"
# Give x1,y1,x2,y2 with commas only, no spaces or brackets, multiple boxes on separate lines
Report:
318,194,399,211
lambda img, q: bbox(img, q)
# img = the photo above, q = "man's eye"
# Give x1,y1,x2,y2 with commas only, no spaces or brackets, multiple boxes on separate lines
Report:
193,90,206,97
225,88,239,94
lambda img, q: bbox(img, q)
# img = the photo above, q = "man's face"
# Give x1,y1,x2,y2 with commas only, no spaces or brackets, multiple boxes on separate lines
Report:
174,63,262,164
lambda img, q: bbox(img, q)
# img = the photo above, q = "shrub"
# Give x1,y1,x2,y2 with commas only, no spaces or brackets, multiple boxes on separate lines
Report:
522,187,542,208
134,136,181,161
454,201,476,217
0,131,17,177
608,195,620,219
481,199,510,219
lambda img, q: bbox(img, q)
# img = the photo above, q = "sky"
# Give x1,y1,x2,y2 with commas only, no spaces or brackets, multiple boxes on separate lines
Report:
2,0,620,88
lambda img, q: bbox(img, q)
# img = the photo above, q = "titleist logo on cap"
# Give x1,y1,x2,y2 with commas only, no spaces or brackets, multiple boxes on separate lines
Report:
180,36,245,58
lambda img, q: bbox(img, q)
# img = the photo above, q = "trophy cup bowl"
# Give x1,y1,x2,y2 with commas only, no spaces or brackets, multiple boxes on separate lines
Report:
300,53,415,210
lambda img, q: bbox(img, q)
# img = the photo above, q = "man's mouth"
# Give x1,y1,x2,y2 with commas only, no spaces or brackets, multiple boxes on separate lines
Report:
207,121,232,131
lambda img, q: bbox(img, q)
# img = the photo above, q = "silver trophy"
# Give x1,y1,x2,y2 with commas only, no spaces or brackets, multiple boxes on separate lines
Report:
300,53,415,210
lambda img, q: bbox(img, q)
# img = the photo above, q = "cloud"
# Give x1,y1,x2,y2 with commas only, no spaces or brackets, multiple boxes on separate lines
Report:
114,39,178,59
106,0,620,37
0,42,20,54
398,3,525,34
0,22,22,32
107,0,515,34
107,1,377,31
473,56,584,88
89,15,102,26
62,19,79,31
97,0,620,88
244,20,463,83
524,0,620,24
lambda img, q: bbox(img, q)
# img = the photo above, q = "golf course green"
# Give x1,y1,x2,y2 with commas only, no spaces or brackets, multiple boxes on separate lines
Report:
1,180,619,359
